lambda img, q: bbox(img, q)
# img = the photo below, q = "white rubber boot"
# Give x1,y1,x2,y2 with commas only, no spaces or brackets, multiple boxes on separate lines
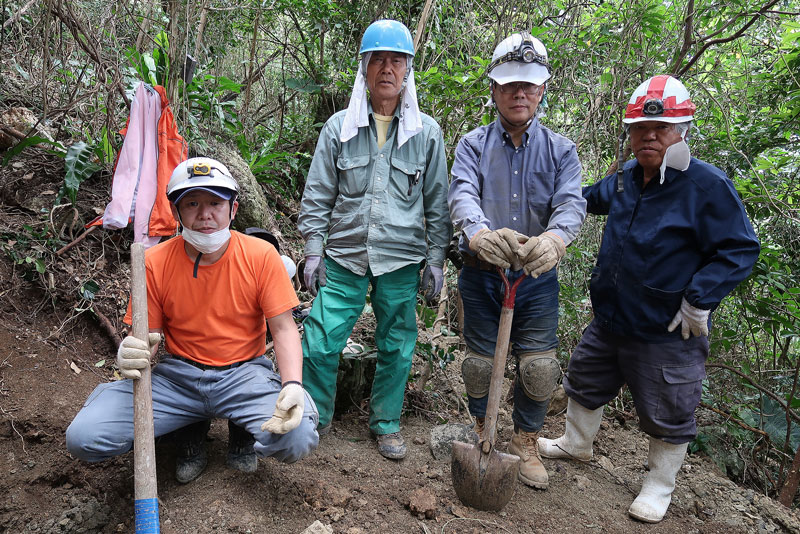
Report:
628,437,688,523
538,399,603,461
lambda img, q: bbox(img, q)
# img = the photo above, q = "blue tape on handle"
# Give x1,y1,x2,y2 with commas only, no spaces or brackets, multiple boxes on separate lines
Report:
135,498,160,533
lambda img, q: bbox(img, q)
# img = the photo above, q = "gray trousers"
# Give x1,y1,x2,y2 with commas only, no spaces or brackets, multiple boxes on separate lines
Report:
563,320,708,444
66,356,319,463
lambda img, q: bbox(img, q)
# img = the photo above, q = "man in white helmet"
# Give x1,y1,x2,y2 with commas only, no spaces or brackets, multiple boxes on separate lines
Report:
298,19,451,460
538,75,760,522
66,157,319,476
448,32,586,490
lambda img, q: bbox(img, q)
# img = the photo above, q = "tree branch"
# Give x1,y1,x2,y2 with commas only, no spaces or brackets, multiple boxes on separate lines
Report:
677,0,782,76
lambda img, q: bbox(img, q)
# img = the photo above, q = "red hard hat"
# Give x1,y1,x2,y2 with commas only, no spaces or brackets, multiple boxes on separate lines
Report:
623,75,695,124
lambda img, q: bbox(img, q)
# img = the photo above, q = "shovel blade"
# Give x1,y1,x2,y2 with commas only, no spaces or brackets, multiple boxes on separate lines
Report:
451,440,520,512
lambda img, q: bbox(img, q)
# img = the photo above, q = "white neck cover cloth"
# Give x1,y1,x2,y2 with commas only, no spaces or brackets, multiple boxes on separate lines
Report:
340,52,423,148
659,129,691,184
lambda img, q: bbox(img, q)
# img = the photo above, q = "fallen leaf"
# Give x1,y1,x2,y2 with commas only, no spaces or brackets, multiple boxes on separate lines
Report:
94,359,106,367
69,361,81,374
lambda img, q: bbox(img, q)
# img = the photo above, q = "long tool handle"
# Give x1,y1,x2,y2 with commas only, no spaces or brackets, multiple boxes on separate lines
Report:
482,305,514,453
131,243,159,533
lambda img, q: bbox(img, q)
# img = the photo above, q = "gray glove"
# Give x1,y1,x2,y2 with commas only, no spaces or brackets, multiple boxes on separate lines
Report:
261,383,305,434
518,232,566,277
668,297,710,339
303,255,326,297
421,265,443,303
116,333,160,379
468,228,522,268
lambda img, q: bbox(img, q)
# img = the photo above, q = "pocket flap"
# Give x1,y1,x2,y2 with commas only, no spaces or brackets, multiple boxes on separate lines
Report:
661,363,706,385
336,154,370,171
390,156,424,176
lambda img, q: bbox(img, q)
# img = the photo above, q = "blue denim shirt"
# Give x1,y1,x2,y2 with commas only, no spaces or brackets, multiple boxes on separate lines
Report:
449,117,587,253
583,158,760,342
299,106,451,276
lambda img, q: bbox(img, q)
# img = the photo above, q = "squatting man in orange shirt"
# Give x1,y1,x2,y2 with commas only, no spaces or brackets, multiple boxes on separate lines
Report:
66,157,319,470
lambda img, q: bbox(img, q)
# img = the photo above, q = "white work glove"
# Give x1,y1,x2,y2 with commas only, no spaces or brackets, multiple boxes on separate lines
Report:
421,264,443,304
668,297,710,340
116,333,160,380
303,255,326,297
261,383,305,435
468,228,522,269
518,232,566,278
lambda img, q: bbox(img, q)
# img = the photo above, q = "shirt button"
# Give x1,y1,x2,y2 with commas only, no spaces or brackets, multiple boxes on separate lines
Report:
514,170,518,175
512,217,517,221
377,177,382,181
372,224,376,227
513,194,518,198
369,245,373,249
380,154,385,158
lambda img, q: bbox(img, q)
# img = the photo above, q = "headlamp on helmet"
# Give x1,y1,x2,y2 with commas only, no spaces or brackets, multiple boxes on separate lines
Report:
167,157,239,204
623,75,695,124
488,32,550,74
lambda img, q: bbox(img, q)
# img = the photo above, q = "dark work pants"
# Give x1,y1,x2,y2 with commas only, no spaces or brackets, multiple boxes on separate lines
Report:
563,320,708,444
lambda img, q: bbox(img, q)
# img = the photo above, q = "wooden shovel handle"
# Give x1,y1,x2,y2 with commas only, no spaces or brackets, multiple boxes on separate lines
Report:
482,268,525,453
131,243,159,531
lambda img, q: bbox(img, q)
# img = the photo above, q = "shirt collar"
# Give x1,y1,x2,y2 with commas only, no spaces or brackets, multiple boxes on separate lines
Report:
495,116,540,148
632,160,683,188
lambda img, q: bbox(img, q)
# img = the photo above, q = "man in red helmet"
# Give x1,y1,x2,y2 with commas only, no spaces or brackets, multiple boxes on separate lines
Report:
538,75,759,522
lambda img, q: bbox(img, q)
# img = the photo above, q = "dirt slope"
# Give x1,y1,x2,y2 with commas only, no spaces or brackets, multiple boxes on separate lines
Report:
2,158,800,534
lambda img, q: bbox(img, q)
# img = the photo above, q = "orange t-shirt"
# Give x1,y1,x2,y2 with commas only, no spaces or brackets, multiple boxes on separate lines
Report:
124,231,299,366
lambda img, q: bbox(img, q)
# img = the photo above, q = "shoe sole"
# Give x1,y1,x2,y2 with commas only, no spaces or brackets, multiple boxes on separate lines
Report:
518,472,548,490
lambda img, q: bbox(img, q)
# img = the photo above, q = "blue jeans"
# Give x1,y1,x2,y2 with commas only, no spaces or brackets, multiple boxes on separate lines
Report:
66,356,319,463
564,320,708,443
459,266,559,432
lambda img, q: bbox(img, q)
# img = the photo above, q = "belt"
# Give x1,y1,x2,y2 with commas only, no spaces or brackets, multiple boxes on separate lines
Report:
460,253,501,272
170,354,258,371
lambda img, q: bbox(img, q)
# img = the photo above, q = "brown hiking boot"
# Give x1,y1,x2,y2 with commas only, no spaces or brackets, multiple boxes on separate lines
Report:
471,418,485,443
508,428,548,489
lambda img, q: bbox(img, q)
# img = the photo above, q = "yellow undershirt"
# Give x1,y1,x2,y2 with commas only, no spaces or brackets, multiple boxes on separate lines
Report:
374,113,393,148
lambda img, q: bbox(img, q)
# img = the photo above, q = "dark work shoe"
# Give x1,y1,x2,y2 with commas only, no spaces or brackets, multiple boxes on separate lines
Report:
375,431,407,460
175,420,210,484
227,420,257,473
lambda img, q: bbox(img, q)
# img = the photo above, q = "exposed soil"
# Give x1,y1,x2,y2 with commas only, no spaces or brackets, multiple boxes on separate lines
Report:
3,153,800,534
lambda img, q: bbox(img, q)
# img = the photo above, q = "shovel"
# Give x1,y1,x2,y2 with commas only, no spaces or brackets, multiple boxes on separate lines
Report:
451,266,524,511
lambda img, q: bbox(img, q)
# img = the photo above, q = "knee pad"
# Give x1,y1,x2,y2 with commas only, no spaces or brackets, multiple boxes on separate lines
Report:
518,350,561,401
461,350,494,398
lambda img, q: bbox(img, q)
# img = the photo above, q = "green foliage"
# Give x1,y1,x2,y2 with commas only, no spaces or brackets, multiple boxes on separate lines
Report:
6,0,800,503
0,225,61,283
60,141,102,205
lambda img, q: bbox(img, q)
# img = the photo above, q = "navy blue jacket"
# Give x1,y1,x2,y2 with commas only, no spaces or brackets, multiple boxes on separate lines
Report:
583,158,760,342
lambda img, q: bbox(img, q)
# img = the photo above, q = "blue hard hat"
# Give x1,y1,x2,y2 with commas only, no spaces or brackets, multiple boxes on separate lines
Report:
359,20,415,56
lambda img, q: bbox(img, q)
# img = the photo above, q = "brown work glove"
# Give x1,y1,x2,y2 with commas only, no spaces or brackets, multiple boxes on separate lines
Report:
518,232,566,278
469,228,524,269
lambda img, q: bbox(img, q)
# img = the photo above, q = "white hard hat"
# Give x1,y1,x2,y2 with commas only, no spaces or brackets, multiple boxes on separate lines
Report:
623,75,696,124
167,157,239,204
488,32,551,86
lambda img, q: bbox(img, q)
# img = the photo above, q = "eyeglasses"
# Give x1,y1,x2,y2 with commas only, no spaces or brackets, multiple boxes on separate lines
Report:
496,82,541,95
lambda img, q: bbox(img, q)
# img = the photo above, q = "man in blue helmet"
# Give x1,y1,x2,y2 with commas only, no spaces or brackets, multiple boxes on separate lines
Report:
298,19,451,460
449,32,586,490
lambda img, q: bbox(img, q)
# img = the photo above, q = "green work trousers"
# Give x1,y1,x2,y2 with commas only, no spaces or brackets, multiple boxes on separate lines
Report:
302,257,419,435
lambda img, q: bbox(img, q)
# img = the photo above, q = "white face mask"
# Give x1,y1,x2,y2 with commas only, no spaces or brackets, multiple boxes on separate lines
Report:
181,226,231,254
659,129,691,184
